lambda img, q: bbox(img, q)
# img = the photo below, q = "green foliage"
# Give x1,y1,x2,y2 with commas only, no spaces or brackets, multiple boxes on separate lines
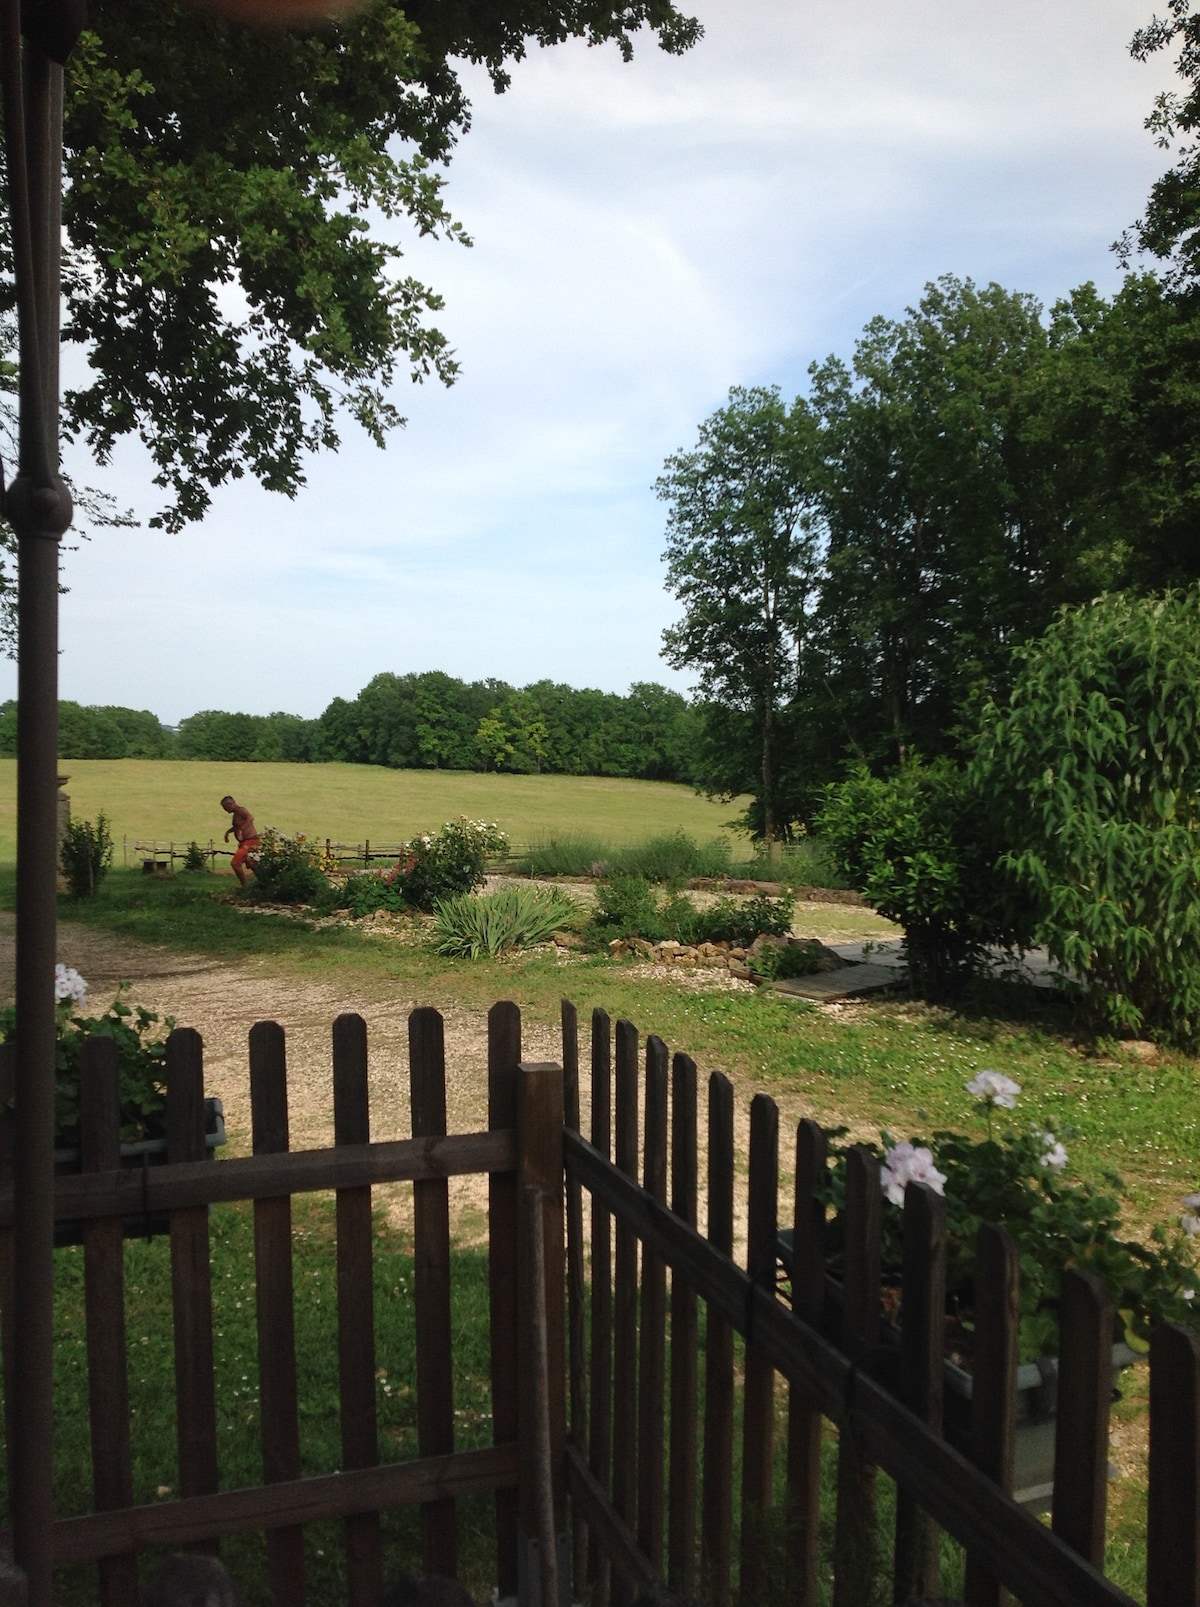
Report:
821,1087,1199,1360
181,840,207,872
591,874,672,942
433,884,581,959
395,817,508,912
971,587,1200,1043
59,811,113,899
341,870,407,919
0,979,174,1148
520,833,610,877
749,938,824,981
695,892,794,947
250,828,329,905
609,830,731,882
590,876,793,948
817,759,1021,999
177,709,325,762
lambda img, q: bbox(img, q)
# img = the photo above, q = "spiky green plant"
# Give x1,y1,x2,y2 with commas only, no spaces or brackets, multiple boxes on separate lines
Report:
433,884,581,959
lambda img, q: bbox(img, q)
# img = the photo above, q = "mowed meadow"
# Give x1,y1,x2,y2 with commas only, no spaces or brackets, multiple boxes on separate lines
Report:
0,758,750,862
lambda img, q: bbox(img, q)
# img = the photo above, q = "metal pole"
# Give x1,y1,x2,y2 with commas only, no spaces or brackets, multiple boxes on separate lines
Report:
1,4,80,1599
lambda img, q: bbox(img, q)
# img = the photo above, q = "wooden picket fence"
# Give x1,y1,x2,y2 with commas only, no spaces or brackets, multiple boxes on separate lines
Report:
0,998,1197,1606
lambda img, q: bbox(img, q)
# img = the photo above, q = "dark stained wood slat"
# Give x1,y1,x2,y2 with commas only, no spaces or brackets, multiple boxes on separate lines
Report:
31,1445,519,1564
964,1222,1020,1607
611,1020,640,1607
666,1051,698,1599
587,1007,614,1602
333,1013,382,1607
566,1443,657,1596
1052,1267,1114,1568
636,1036,668,1575
832,1147,881,1607
740,1094,779,1604
80,1037,138,1607
561,1000,589,1600
249,1020,305,1605
0,1131,518,1227
0,1045,14,1510
700,1072,734,1607
166,1028,220,1541
488,1001,522,1600
410,1007,458,1576
564,1130,1139,1607
1147,1322,1200,1607
893,1180,947,1603
786,1119,826,1606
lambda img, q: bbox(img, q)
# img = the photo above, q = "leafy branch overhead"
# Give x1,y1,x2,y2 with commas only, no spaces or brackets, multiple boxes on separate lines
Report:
5,0,701,531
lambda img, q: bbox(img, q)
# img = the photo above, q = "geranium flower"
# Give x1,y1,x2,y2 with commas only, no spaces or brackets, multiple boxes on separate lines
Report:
965,1070,1022,1108
1181,1194,1200,1238
1040,1132,1068,1171
880,1140,947,1207
53,964,88,1009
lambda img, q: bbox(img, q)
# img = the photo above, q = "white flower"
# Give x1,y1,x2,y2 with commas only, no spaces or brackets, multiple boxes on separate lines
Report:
965,1070,1022,1108
1040,1133,1068,1171
880,1141,947,1207
1183,1289,1195,1303
53,964,88,1008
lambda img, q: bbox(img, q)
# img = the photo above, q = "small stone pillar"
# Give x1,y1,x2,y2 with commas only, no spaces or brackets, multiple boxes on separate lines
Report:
56,775,70,892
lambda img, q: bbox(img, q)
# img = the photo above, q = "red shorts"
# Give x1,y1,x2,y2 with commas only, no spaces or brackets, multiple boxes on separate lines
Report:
231,836,261,871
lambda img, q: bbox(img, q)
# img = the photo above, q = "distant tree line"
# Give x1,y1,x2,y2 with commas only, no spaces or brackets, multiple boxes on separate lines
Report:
0,674,702,783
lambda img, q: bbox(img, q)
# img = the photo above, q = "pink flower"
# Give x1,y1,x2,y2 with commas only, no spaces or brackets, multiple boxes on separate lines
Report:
965,1070,1021,1108
880,1141,947,1207
1040,1133,1068,1171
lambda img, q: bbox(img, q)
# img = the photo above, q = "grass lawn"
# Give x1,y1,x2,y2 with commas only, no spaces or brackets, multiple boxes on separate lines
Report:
0,759,752,863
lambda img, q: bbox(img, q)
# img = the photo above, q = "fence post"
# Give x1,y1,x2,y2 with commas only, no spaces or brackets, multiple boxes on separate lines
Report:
741,1094,779,1606
637,1037,668,1577
249,1019,305,1604
588,1008,614,1606
893,1179,946,1604
561,1001,589,1601
334,1012,382,1607
832,1147,880,1607
611,1021,639,1607
1147,1321,1200,1607
80,1035,138,1607
1052,1266,1114,1567
785,1119,827,1605
410,1007,457,1577
963,1223,1019,1607
489,1002,523,1602
0,1043,15,1513
0,1559,27,1606
701,1072,735,1607
518,1061,567,1607
667,1051,698,1599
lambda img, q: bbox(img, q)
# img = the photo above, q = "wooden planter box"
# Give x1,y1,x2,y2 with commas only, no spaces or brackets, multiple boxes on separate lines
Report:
52,1096,226,1247
776,1228,1136,1510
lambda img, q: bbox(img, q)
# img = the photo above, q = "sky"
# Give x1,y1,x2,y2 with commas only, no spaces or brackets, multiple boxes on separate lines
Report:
15,0,1182,724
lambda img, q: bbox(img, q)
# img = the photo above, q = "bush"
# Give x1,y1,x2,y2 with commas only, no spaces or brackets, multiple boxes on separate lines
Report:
433,884,581,958
182,841,208,873
395,817,509,912
749,939,824,981
521,833,610,878
817,758,1021,999
607,830,732,883
971,587,1200,1043
341,871,407,919
591,878,793,948
592,875,670,942
694,892,794,947
251,828,330,905
60,812,113,899
728,836,849,890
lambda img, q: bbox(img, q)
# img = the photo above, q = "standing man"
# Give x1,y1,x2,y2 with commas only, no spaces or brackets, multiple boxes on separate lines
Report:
221,795,261,887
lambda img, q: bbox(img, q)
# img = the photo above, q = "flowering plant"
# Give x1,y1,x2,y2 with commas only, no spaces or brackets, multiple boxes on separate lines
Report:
392,817,509,912
250,828,333,904
821,1073,1199,1360
0,966,175,1147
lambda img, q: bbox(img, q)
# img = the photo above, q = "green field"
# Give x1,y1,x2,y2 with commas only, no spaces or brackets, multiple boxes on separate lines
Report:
1,759,750,863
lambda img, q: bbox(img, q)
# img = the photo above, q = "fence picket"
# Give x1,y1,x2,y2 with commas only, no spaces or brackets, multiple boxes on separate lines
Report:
611,1020,640,1607
562,1000,589,1600
892,1179,947,1603
1052,1267,1114,1568
786,1118,826,1605
701,1072,735,1607
964,1222,1020,1607
166,1028,219,1546
80,1037,138,1607
410,1007,457,1576
333,1013,382,1607
489,1001,522,1600
832,1147,881,1607
249,1021,305,1605
636,1037,668,1575
741,1094,779,1604
588,1008,614,1606
667,1052,698,1599
1147,1322,1200,1607
0,1045,13,1510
